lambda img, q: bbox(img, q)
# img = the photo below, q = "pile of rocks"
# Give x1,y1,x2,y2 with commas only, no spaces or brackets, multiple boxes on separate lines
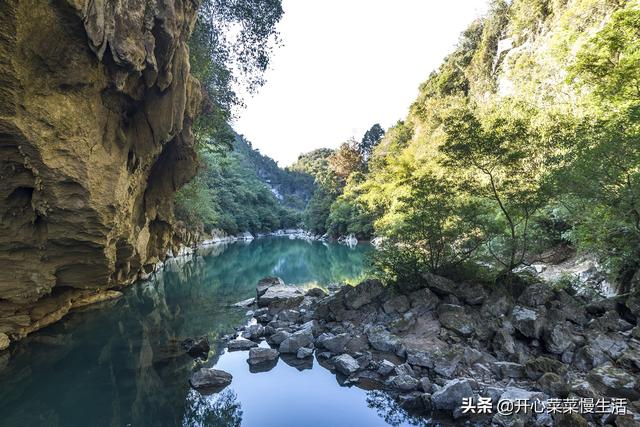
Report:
227,274,640,426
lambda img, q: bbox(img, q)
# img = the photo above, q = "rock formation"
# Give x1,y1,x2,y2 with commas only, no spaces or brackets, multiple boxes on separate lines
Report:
0,0,202,343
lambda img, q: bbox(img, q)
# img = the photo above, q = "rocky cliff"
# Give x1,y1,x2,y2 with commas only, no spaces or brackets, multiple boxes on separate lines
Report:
0,0,202,345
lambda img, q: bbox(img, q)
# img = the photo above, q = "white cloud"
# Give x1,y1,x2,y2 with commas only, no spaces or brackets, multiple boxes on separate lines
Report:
233,0,489,166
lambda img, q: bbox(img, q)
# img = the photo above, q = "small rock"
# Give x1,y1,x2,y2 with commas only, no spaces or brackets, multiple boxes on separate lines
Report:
343,280,384,309
189,368,232,394
242,324,265,340
367,325,403,354
227,338,258,351
279,329,314,354
437,304,474,337
297,347,314,359
256,276,285,297
268,330,291,346
333,354,360,375
491,361,526,379
524,356,567,380
422,272,458,296
377,360,396,376
386,374,419,392
431,378,476,411
399,392,430,412
317,333,350,354
247,347,279,366
512,306,543,339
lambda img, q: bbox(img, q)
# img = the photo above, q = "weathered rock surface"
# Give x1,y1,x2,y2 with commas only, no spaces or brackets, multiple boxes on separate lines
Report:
227,338,258,351
189,368,233,394
332,354,360,375
0,0,202,343
243,275,640,426
247,347,279,366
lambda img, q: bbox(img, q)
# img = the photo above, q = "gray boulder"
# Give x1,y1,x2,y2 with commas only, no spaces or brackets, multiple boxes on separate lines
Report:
189,368,233,394
279,329,314,354
296,347,314,359
456,282,488,305
387,374,419,392
491,361,526,379
367,325,402,354
332,354,360,375
512,306,544,339
518,283,555,307
242,324,265,340
431,378,476,411
268,330,291,346
524,356,567,380
343,280,384,309
587,362,640,400
256,276,285,297
422,272,458,297
437,304,474,337
543,323,573,354
382,294,411,314
258,284,305,311
227,337,258,351
317,333,350,354
377,360,396,376
247,347,279,366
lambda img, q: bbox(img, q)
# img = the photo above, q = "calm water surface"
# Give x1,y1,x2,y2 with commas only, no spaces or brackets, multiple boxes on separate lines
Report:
0,238,425,427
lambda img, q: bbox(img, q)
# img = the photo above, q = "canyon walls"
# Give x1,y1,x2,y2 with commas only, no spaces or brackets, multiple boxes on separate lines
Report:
0,0,202,344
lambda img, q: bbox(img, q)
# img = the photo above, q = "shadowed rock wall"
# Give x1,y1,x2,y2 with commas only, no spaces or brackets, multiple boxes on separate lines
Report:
0,0,202,343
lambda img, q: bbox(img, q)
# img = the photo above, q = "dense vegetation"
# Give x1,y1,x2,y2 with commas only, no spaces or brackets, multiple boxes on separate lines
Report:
297,0,640,291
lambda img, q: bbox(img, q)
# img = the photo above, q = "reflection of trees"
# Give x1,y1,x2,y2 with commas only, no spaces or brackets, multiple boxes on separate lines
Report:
0,238,371,426
182,389,242,427
366,391,429,427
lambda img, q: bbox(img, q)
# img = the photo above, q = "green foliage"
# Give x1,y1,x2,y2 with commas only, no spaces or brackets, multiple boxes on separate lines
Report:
189,0,283,149
175,135,301,234
570,5,640,104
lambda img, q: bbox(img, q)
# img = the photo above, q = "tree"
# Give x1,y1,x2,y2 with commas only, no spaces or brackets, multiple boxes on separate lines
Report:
441,102,551,277
358,124,385,161
569,5,640,104
328,140,364,182
189,0,283,149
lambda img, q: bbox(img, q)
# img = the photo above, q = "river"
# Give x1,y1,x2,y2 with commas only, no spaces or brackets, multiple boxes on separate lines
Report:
0,238,427,427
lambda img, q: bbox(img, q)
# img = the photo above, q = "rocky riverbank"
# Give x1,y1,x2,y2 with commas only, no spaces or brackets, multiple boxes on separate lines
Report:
203,275,640,426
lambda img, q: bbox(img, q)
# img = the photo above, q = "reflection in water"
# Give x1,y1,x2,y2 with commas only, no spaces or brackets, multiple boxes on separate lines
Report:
367,390,430,427
183,390,243,427
0,238,412,427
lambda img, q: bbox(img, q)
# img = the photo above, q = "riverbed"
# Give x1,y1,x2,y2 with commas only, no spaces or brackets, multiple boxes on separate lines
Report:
0,238,427,426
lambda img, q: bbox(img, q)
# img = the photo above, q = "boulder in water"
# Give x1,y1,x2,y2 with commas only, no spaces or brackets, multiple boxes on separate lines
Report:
189,368,232,394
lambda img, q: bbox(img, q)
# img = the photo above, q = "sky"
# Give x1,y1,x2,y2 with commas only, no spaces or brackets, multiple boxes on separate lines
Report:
234,0,490,166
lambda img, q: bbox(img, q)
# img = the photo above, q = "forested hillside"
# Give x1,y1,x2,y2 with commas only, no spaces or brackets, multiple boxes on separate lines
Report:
303,0,640,291
174,133,313,235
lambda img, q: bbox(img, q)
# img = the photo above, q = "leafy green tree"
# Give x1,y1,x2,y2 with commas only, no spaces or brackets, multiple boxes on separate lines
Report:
441,102,551,277
570,5,640,104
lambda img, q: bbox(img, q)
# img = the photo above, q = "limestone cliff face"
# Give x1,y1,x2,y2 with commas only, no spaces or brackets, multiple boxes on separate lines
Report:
0,0,202,343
